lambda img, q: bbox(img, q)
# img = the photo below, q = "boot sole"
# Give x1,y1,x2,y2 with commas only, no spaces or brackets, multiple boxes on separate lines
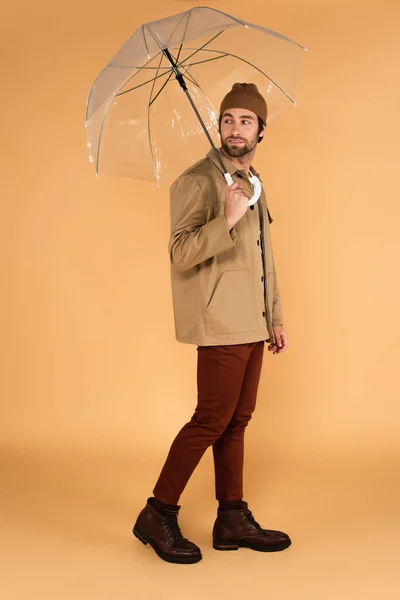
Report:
133,527,202,564
213,540,291,552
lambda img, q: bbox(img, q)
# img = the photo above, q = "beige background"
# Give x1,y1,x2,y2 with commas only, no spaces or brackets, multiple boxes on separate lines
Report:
1,0,399,598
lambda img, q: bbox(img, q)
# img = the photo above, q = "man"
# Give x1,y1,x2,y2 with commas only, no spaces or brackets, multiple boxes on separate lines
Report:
133,83,290,564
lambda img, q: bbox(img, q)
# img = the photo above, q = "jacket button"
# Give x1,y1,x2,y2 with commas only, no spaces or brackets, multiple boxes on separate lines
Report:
262,311,266,317
257,240,260,246
250,205,254,210
261,276,264,282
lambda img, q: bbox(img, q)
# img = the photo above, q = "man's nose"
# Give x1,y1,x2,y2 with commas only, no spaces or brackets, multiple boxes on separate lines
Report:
231,124,241,136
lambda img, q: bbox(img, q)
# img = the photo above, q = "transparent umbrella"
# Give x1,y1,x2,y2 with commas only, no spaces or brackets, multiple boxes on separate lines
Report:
85,6,306,188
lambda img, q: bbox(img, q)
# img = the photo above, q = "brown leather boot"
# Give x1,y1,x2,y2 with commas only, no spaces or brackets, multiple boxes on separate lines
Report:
133,498,202,564
213,501,291,552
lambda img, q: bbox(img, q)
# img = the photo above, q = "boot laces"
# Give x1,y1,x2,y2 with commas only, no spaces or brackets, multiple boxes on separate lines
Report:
244,509,264,534
163,513,184,543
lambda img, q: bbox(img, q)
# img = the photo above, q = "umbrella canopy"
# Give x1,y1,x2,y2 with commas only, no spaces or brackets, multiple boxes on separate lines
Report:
85,6,306,184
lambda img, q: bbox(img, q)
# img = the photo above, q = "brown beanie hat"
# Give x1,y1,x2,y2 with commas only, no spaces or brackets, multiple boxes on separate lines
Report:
219,83,267,125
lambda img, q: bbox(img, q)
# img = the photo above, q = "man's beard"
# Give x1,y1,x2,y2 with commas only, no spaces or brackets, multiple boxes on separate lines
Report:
221,136,258,158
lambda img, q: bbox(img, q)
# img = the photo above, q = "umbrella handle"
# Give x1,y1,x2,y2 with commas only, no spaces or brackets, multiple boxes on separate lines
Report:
224,173,262,207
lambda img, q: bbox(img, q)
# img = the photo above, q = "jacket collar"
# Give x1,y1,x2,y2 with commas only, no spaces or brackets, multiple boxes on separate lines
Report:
206,147,261,180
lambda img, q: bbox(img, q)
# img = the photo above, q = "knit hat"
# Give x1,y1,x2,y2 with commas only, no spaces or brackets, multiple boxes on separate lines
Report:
219,83,267,125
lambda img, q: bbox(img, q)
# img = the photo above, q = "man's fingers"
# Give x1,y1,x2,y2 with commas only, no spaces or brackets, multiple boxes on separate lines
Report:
233,189,251,201
275,332,288,349
231,190,249,200
269,332,288,354
227,182,249,197
277,338,288,352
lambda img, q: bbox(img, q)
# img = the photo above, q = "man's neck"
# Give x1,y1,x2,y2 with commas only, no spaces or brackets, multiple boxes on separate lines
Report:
219,146,256,177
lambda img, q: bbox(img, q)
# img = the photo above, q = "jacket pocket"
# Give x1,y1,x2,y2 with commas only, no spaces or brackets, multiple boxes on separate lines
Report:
205,269,258,335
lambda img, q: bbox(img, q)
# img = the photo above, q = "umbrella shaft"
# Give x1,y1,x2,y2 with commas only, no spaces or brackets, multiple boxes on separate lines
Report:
162,49,228,176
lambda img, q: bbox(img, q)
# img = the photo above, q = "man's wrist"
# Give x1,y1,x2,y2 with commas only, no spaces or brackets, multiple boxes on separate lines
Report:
225,215,236,231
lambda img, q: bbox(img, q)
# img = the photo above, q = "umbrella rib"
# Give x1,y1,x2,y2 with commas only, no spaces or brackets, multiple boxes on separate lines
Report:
110,65,171,70
149,71,174,106
115,69,171,96
130,66,172,70
142,25,150,57
174,31,224,67
180,54,229,68
144,24,164,52
181,10,192,47
175,43,184,66
181,48,296,104
110,50,163,72
149,52,165,105
166,11,190,48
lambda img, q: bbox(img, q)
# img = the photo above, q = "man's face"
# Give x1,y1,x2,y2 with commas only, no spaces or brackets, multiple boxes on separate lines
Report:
220,108,263,158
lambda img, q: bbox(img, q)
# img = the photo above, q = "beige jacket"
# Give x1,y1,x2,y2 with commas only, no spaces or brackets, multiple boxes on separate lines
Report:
168,148,283,346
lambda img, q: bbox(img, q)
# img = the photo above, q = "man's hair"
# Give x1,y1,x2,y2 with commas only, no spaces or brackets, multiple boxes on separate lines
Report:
218,114,266,144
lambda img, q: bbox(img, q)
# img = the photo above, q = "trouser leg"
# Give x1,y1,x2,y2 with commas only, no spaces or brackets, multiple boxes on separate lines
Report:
212,341,265,502
153,344,253,505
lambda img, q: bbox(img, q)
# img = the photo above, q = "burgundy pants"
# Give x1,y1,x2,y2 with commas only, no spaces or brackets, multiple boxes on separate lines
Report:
153,341,265,504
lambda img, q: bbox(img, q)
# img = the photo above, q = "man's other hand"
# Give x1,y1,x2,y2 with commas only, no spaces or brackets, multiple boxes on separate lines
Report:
268,326,288,354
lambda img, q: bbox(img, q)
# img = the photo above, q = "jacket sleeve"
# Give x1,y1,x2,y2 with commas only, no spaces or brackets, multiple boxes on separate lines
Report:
168,172,238,272
271,252,284,326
